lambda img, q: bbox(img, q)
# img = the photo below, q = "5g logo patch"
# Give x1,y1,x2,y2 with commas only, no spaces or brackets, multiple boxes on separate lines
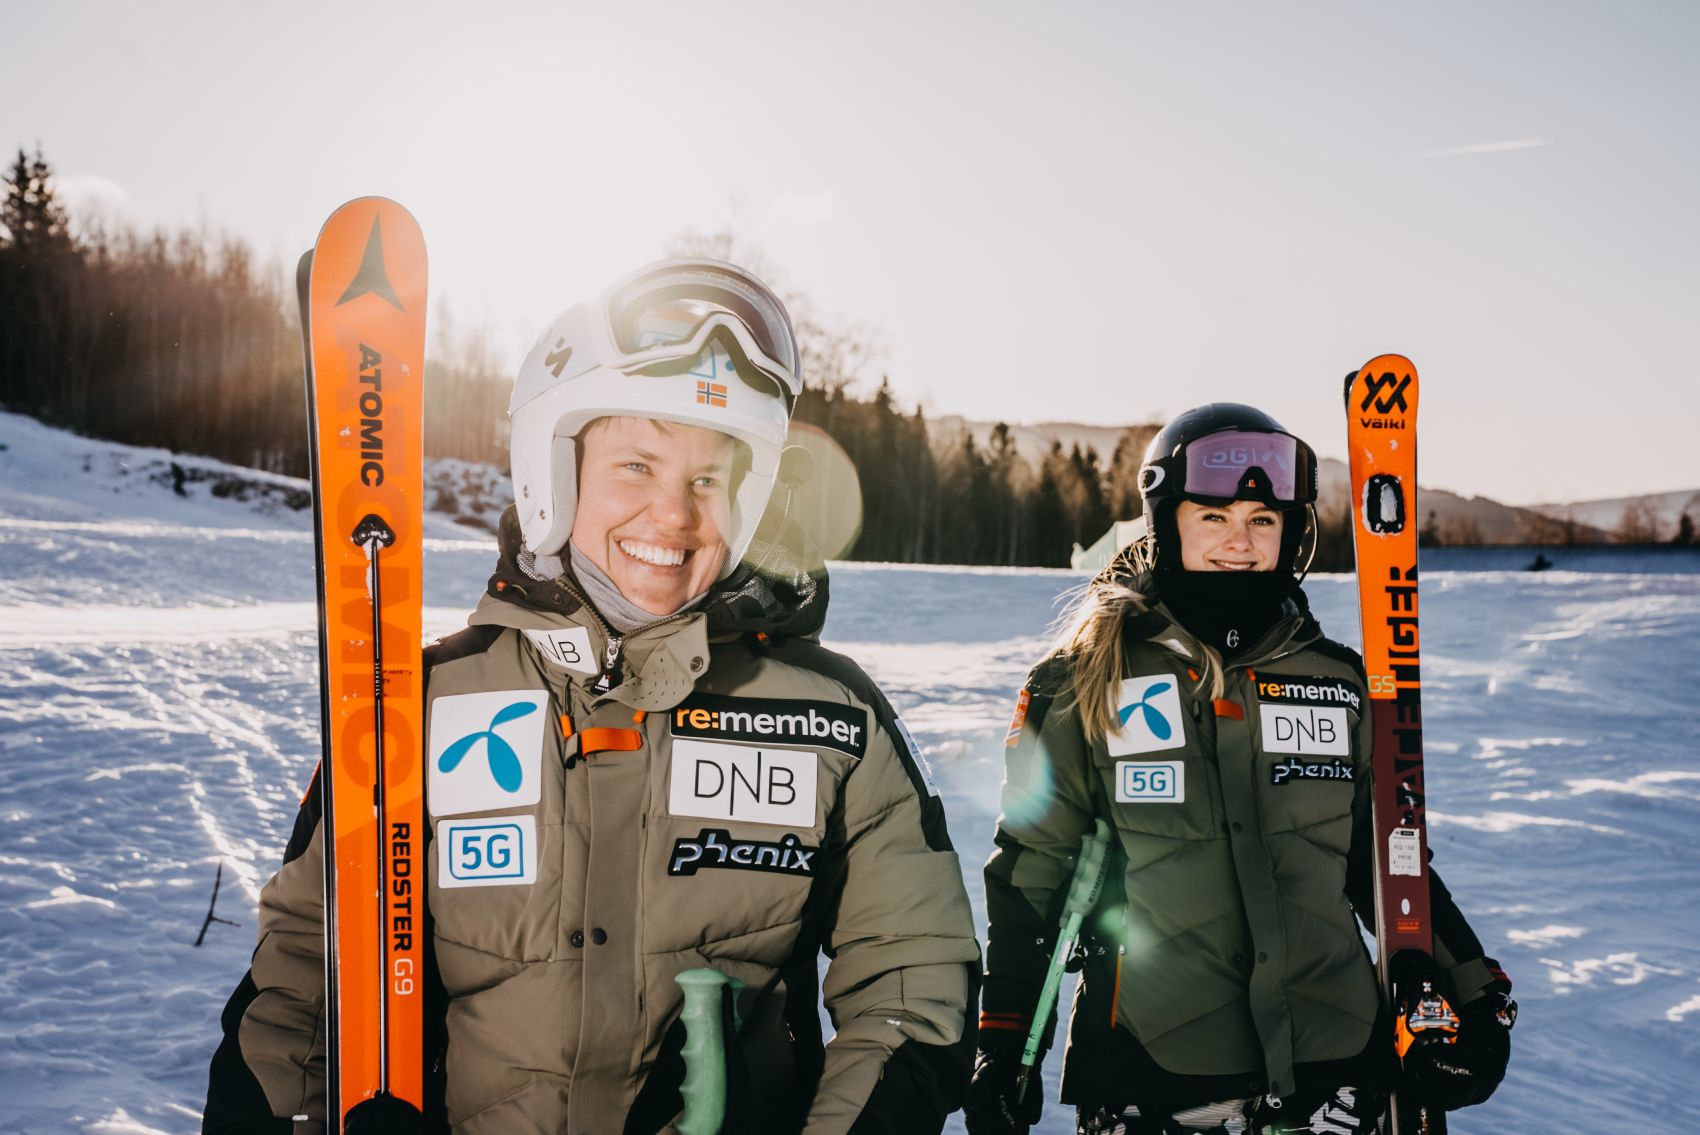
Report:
1115,760,1185,804
438,816,537,888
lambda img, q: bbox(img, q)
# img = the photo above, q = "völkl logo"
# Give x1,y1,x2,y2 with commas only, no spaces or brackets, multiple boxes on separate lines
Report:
1359,372,1411,414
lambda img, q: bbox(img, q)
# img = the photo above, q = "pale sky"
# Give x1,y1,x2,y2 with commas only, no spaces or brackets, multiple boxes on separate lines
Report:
6,0,1697,504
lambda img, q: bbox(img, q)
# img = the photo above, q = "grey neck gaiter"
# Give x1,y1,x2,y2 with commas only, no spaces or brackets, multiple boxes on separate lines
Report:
567,543,707,634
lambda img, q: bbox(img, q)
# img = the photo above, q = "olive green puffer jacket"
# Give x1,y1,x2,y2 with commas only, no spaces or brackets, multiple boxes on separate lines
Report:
983,582,1501,1112
205,512,979,1134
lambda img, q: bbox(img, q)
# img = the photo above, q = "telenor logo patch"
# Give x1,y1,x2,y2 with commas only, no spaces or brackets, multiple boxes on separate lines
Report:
1106,676,1186,756
670,693,867,759
428,690,548,817
1255,675,1362,713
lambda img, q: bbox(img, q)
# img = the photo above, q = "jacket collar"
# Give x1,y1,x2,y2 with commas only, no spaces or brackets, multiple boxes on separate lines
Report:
1111,566,1322,669
468,590,711,713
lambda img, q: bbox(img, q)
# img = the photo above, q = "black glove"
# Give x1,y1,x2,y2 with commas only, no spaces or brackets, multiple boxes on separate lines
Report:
1404,990,1516,1111
963,1038,1044,1135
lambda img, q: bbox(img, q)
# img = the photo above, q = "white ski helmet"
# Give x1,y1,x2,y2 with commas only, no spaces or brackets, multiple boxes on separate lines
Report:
508,258,801,574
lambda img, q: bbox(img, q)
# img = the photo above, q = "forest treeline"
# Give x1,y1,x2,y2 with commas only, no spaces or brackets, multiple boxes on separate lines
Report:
4,147,1685,565
0,146,1148,566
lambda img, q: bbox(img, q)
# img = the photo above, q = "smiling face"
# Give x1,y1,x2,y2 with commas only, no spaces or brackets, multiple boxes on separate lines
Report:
1174,498,1285,572
569,416,736,616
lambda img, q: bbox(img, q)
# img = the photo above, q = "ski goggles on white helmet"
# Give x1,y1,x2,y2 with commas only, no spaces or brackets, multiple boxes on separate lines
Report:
1141,427,1317,508
603,260,800,401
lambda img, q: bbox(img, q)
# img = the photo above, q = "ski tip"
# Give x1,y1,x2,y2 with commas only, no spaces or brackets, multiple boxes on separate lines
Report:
1343,370,1358,406
1357,353,1417,379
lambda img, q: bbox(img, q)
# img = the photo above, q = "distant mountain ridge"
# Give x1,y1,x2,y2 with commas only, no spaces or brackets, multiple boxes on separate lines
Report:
929,415,1695,545
1528,489,1700,543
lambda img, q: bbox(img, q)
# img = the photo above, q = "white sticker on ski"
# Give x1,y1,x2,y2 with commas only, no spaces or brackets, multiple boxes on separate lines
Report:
1388,827,1422,877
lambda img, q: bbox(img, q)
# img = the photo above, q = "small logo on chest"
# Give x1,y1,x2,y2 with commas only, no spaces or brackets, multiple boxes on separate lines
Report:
1270,756,1354,785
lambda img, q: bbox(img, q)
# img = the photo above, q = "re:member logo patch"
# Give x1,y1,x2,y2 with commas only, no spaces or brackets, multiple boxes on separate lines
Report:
670,692,867,759
1255,675,1362,713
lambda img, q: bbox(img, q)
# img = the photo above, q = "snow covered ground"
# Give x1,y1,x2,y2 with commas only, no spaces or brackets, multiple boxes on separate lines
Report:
2,411,1698,1134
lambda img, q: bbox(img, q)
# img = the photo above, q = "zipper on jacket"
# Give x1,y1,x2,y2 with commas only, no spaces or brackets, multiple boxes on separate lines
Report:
592,630,624,694
540,572,699,695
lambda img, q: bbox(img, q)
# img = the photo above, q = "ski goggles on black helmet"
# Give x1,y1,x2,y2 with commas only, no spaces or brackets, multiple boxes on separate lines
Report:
599,259,802,411
1140,427,1318,509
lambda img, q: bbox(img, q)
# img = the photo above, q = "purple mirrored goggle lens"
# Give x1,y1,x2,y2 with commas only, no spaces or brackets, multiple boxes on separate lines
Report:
1182,429,1302,502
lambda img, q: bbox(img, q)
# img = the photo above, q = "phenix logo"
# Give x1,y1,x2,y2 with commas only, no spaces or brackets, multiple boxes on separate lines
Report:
667,828,818,877
1117,681,1174,741
1270,756,1354,786
436,701,538,793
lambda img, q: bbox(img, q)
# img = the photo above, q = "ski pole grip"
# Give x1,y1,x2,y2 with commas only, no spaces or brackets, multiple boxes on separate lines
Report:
676,967,732,1135
1061,820,1111,926
1019,820,1113,1090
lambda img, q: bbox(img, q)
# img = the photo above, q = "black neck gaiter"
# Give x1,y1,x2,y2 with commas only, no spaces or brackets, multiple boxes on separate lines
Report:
1155,569,1295,659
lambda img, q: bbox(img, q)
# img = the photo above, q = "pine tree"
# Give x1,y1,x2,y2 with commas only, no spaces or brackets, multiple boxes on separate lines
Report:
1,147,72,251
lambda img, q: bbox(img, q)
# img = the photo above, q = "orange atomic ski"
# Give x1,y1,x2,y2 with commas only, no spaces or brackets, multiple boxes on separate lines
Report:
1344,355,1455,1135
299,197,428,1131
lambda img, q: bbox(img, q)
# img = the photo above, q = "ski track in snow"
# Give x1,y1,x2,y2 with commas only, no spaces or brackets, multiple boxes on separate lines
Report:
3,415,1700,1133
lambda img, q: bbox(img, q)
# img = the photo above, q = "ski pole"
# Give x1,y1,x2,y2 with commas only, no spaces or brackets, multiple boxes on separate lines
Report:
676,967,742,1135
354,513,398,1098
1017,819,1111,1105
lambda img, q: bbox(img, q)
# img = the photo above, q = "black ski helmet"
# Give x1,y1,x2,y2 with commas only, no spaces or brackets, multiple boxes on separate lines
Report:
1137,403,1318,575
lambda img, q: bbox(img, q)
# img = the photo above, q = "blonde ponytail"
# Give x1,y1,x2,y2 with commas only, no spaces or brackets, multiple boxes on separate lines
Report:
1049,539,1218,741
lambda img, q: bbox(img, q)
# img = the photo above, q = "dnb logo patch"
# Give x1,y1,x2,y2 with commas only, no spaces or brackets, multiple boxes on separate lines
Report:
1106,676,1186,756
669,738,818,827
522,626,597,676
427,690,548,817
670,692,867,759
438,815,537,888
1259,704,1350,756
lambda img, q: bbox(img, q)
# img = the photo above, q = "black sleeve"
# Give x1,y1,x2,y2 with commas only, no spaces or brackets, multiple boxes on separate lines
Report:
202,768,324,1134
848,1010,982,1134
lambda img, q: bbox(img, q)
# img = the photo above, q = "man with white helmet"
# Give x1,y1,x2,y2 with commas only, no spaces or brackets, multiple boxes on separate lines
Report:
204,260,980,1133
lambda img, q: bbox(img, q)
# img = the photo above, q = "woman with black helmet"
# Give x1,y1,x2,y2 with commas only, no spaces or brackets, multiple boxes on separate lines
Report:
966,405,1515,1134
